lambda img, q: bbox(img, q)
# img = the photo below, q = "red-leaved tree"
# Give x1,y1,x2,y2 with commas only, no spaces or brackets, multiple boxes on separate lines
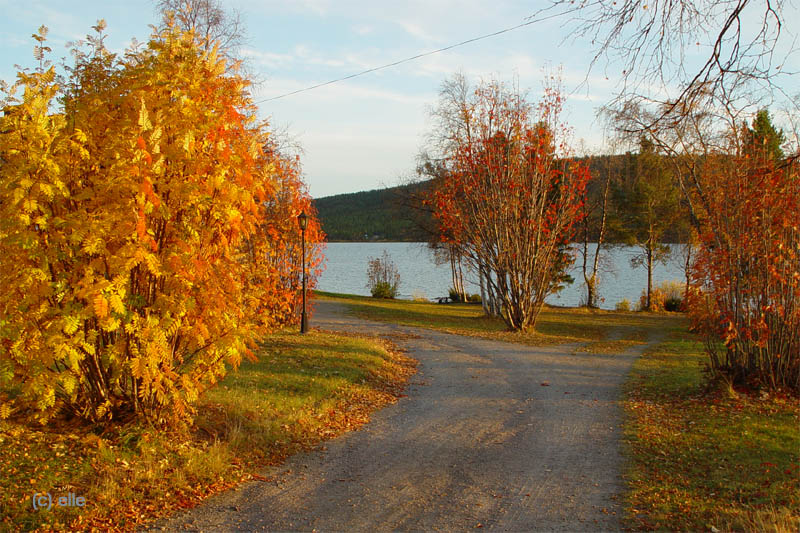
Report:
688,113,799,391
431,79,589,331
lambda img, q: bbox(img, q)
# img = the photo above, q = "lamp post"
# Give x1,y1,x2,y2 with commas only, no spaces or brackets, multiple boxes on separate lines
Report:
297,212,309,334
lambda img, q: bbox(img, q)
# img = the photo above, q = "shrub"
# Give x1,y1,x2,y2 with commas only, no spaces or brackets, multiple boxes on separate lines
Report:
638,288,667,312
448,287,466,303
371,282,397,299
411,291,428,302
658,280,686,301
366,251,400,299
468,293,482,304
657,280,686,312
664,298,683,312
0,23,321,425
615,299,631,312
689,138,799,392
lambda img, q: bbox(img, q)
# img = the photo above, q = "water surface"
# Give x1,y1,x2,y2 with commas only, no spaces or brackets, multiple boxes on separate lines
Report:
317,242,687,310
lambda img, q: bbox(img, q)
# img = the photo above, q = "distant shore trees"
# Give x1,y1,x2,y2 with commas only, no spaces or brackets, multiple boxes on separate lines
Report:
614,137,683,310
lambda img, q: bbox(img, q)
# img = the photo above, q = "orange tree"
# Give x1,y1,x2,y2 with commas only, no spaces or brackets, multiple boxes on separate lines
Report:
0,21,322,425
431,79,589,331
688,111,799,392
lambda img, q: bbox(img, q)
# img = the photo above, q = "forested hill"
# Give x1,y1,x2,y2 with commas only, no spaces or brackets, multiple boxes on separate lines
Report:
314,153,694,243
313,183,433,241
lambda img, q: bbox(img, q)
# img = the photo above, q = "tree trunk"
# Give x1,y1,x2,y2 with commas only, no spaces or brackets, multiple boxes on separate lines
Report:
581,168,610,309
479,262,488,314
457,256,465,300
646,241,653,310
483,266,500,318
592,174,611,307
581,233,592,307
683,242,693,307
587,273,596,309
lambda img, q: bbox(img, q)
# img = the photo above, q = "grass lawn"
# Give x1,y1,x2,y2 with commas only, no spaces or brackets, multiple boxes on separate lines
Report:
0,330,415,532
622,322,800,532
316,290,681,350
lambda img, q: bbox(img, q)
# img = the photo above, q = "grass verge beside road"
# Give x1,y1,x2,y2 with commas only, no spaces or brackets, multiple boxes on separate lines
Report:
0,330,415,532
622,324,800,532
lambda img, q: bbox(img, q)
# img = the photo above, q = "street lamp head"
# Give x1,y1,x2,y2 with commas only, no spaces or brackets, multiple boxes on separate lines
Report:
297,211,308,231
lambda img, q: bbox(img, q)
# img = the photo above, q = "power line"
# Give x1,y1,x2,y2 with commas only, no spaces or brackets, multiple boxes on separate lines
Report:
255,8,574,104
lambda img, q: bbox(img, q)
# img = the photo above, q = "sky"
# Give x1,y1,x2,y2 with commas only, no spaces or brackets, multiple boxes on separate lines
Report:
1,1,798,198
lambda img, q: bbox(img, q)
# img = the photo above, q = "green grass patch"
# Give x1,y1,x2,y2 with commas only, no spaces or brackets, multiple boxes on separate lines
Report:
0,331,415,532
316,290,681,348
622,322,800,532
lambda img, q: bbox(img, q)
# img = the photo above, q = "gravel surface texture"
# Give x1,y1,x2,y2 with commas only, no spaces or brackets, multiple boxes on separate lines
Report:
153,300,660,532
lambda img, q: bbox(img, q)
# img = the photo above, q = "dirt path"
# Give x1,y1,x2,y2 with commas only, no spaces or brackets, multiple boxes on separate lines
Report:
156,301,660,532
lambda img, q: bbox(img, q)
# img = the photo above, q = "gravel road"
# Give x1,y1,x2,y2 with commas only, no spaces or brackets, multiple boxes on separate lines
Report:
155,300,658,532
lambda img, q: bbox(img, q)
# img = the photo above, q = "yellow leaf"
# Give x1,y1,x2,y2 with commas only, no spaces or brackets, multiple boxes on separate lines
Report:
130,357,144,379
23,198,38,212
61,375,77,396
138,97,152,131
73,128,87,144
109,292,125,314
151,155,164,176
81,236,103,255
12,188,25,204
144,253,161,275
63,316,80,335
182,131,194,152
102,317,120,332
39,182,53,199
93,294,109,319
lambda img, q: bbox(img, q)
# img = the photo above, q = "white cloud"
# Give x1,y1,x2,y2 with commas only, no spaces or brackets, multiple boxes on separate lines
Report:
241,0,331,17
256,77,433,106
0,34,32,52
396,20,443,43
242,44,386,74
566,92,601,102
240,48,295,68
353,24,374,36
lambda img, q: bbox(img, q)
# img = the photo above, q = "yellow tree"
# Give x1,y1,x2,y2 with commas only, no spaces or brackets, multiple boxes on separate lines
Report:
0,21,321,425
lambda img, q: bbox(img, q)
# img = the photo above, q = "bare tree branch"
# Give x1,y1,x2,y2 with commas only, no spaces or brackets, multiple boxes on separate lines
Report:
550,0,799,131
154,0,246,56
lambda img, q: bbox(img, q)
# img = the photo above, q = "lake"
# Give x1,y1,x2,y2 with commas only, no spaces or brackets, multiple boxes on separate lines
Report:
316,242,688,310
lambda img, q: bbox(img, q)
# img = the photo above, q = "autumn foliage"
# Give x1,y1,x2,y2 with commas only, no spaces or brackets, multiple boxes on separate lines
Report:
0,22,323,425
688,117,799,392
431,80,589,331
